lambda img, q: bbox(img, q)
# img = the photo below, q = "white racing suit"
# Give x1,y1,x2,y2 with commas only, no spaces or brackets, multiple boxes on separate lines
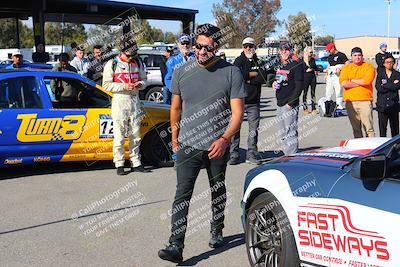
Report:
325,64,344,109
102,55,147,168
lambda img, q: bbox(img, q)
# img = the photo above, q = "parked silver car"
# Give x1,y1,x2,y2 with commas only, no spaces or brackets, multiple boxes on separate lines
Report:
137,50,168,103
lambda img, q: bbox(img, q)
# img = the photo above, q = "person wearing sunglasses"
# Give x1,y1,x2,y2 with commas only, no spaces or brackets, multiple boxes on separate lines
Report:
158,23,246,263
375,53,400,137
163,34,195,105
102,37,149,175
229,37,263,165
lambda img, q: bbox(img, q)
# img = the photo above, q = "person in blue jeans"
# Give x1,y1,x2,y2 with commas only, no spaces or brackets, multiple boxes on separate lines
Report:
272,42,304,155
163,34,195,105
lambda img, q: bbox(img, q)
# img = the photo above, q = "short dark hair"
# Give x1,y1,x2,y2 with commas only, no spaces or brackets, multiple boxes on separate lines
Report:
59,53,70,62
351,47,363,55
195,23,222,45
93,45,103,50
383,53,395,62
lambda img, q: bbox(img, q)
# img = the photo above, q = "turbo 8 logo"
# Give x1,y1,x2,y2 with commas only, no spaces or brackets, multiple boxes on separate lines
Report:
17,114,86,142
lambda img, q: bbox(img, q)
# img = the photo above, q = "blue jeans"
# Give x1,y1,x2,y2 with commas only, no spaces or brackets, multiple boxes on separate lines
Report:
169,147,228,247
163,87,172,105
277,105,299,155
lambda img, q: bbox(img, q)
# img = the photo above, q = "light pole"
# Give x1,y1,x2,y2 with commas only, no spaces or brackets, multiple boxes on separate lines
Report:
385,0,392,45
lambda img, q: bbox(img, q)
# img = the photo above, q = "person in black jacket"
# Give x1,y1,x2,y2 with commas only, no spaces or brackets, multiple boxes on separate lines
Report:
302,46,318,114
272,41,304,155
375,54,400,137
229,37,264,165
375,42,391,70
87,45,107,85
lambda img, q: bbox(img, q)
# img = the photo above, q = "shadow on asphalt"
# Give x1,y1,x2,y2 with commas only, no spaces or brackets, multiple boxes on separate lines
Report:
0,161,156,180
0,199,167,235
178,233,245,266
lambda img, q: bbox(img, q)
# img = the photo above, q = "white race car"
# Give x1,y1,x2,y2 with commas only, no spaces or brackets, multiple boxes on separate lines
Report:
242,137,400,267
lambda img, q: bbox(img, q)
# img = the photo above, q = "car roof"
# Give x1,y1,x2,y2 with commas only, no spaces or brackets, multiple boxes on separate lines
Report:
137,50,166,55
0,68,98,87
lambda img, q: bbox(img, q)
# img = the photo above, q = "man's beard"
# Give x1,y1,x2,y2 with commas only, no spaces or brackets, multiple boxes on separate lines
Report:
196,52,216,66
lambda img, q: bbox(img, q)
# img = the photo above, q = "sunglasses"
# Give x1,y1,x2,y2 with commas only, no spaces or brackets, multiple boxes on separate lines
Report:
124,53,134,58
384,61,395,64
243,44,254,49
195,43,214,52
180,41,190,46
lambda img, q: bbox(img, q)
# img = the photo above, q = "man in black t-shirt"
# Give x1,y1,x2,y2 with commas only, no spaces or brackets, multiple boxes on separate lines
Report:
325,43,348,110
272,41,304,155
375,42,391,70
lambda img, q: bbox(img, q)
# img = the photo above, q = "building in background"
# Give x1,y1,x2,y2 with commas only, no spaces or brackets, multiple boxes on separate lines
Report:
336,36,400,59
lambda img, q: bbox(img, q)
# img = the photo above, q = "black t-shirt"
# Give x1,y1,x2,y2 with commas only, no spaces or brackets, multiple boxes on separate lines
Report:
275,60,304,107
328,52,348,66
375,52,391,69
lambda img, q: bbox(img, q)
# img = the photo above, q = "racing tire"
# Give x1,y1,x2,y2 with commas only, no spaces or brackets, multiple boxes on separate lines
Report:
141,123,173,167
145,87,163,103
245,192,300,267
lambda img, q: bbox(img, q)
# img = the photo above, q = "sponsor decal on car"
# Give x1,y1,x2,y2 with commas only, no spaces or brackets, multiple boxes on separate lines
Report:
33,156,51,163
17,114,86,142
298,204,389,263
4,158,23,165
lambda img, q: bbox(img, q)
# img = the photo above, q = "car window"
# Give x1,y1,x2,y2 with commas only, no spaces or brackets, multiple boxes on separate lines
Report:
139,54,151,67
44,77,111,109
0,77,42,109
152,55,166,68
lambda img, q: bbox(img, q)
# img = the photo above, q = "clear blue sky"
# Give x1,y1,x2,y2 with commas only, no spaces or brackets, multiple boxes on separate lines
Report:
119,0,400,38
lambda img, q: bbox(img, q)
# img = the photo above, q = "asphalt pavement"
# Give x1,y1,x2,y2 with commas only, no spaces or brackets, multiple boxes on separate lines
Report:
0,75,381,267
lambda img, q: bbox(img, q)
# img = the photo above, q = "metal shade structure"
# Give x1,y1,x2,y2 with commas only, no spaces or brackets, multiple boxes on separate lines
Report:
0,0,198,49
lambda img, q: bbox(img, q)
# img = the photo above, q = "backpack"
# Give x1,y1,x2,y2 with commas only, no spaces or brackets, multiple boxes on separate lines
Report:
318,97,337,117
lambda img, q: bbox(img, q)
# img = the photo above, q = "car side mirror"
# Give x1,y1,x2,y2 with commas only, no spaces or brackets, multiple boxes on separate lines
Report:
351,154,387,191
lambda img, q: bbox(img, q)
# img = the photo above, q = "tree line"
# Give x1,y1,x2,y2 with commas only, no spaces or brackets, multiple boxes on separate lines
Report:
1,1,334,51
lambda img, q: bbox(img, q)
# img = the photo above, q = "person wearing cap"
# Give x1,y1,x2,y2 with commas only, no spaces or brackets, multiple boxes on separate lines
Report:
272,41,304,155
229,37,263,165
340,47,376,138
102,37,149,175
5,51,29,69
375,53,400,137
375,42,391,70
163,34,195,105
70,47,89,76
160,46,174,87
325,43,348,111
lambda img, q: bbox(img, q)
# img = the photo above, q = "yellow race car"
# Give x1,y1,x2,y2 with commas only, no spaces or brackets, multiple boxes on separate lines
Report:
0,69,172,168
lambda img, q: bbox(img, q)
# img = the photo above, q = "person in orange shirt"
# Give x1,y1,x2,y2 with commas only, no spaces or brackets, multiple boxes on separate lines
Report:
339,47,376,138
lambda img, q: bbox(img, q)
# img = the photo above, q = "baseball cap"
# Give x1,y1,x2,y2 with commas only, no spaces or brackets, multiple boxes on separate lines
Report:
351,47,363,55
326,43,335,51
379,42,387,49
178,34,190,44
279,41,293,51
166,46,174,52
242,37,256,46
12,50,22,57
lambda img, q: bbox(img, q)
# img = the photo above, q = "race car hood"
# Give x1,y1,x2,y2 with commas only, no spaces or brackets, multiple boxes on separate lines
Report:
279,137,391,168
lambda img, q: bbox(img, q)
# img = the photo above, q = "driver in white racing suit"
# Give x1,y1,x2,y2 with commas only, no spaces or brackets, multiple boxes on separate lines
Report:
102,38,150,175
